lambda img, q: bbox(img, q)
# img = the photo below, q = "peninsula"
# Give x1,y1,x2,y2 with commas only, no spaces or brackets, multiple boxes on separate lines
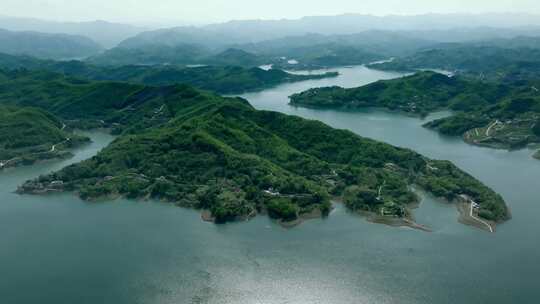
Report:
15,83,509,229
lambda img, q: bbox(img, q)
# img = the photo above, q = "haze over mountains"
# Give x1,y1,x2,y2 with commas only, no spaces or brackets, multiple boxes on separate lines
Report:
117,13,540,49
0,12,539,71
2,13,540,51
0,15,146,48
0,28,102,60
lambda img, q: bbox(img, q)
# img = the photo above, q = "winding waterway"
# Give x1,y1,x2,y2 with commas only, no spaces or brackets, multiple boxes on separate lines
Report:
1,66,539,304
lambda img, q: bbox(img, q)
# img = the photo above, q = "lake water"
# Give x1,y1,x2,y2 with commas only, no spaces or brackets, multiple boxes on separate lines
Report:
1,66,539,304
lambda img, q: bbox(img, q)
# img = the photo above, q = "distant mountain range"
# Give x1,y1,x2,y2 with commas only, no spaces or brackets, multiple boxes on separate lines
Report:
368,38,540,82
0,16,146,48
1,12,540,63
118,13,540,49
0,29,103,59
204,13,540,37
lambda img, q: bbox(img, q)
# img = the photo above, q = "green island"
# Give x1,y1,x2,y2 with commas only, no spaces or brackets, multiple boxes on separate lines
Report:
0,53,338,95
15,81,509,229
290,71,540,151
0,106,89,169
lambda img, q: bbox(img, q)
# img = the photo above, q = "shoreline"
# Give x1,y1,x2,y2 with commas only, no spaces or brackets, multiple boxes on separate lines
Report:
456,200,496,233
288,103,436,119
17,187,500,233
1,136,92,171
358,209,433,232
201,205,327,228
1,151,74,171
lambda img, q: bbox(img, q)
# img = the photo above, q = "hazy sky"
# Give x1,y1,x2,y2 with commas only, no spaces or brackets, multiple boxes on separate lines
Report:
2,0,539,24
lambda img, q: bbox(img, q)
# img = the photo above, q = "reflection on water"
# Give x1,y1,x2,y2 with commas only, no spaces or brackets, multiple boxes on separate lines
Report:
1,67,539,304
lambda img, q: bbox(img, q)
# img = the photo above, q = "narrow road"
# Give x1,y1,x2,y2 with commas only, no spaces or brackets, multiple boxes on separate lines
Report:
469,202,494,233
485,120,500,137
50,138,71,152
2,137,72,169
377,180,386,200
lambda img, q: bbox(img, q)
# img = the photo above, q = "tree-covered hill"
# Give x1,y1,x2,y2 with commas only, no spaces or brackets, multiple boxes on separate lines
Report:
290,71,507,115
89,31,420,69
86,44,206,66
425,88,540,149
368,43,540,82
17,85,509,225
0,54,337,95
268,43,383,70
202,48,266,67
0,106,89,168
291,71,540,151
0,69,194,132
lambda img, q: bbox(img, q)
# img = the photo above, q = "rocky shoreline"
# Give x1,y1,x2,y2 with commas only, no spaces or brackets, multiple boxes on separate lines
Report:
18,179,505,233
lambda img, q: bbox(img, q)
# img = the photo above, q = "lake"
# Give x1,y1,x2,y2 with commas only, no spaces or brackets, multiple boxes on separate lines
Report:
1,66,539,304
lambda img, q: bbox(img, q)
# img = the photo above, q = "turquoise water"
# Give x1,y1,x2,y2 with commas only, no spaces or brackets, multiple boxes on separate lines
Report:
1,66,539,303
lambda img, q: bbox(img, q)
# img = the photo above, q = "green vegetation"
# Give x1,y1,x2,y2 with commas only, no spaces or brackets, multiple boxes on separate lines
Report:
416,160,507,221
0,53,338,94
0,106,89,168
291,71,540,150
89,35,396,70
109,66,338,94
368,45,540,82
428,92,540,149
423,113,489,136
17,85,509,224
0,68,335,133
269,44,383,70
0,69,150,131
86,44,204,66
290,71,505,115
87,46,266,68
204,48,265,67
